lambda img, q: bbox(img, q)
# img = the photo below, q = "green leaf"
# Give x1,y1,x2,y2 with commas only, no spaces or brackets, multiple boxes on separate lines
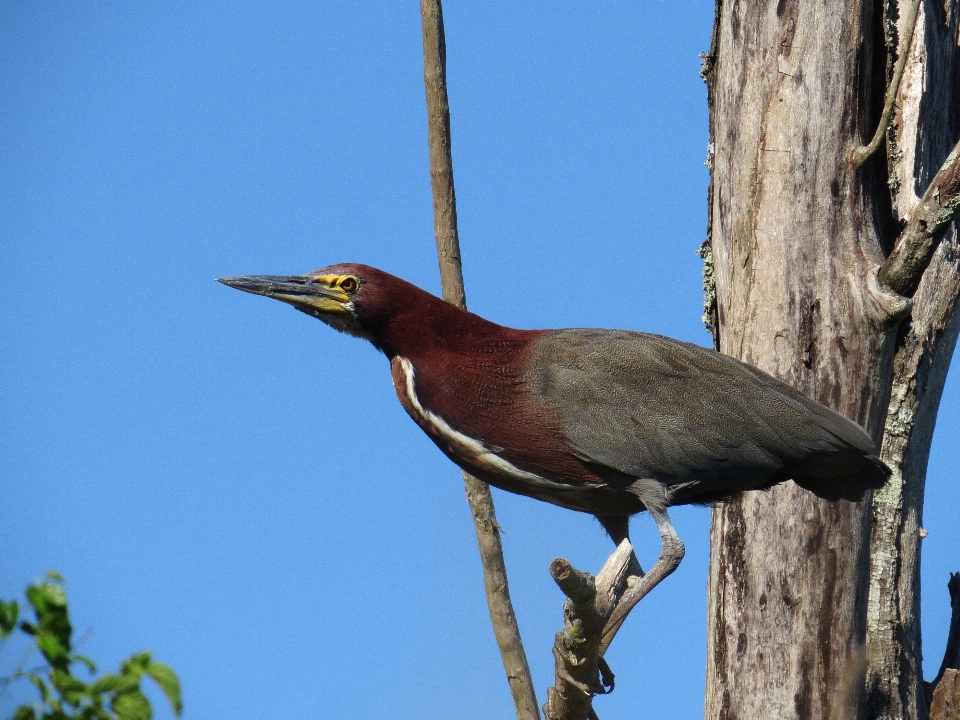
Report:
12,706,37,720
144,660,182,716
45,571,66,583
27,581,72,670
51,668,87,691
79,709,108,720
120,652,150,678
37,629,71,670
51,668,88,706
90,672,121,694
20,620,37,635
92,672,139,696
112,690,152,720
72,653,98,674
26,582,67,614
0,599,19,637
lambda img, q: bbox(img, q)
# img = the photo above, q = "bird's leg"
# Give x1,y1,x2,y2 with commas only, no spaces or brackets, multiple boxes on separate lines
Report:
596,515,645,582
599,507,684,654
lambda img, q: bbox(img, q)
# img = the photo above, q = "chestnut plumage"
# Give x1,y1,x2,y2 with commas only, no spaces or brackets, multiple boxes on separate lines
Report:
219,263,890,607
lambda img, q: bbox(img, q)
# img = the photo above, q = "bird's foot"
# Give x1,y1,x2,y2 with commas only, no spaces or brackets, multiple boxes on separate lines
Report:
597,657,615,694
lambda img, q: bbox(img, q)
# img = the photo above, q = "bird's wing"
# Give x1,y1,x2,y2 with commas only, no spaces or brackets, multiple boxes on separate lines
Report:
527,329,878,499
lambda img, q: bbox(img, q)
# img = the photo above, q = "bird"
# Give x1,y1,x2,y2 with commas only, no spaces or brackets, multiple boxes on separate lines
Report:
219,263,890,627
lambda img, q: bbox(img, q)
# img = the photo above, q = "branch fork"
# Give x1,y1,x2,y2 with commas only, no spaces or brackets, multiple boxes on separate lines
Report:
544,540,644,720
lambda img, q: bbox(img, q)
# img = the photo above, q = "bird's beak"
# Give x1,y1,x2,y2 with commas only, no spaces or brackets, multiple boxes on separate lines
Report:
217,275,353,318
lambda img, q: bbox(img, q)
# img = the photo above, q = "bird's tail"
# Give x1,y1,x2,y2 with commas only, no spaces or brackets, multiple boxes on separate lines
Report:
789,454,891,502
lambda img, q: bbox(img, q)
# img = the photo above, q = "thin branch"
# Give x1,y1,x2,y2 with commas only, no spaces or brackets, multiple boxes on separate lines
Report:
420,0,465,310
464,474,540,719
879,139,960,296
418,2,539,718
0,641,37,696
853,0,922,168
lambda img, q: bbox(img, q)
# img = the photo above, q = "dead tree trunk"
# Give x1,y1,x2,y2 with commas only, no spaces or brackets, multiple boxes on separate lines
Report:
865,3,960,718
703,1,960,718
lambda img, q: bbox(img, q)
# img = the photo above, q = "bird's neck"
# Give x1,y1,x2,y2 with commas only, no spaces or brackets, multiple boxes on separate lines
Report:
371,288,539,364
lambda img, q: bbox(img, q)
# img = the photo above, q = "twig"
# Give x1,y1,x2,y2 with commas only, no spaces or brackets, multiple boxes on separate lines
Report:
0,640,39,697
419,2,539,718
879,139,960,296
853,0,922,168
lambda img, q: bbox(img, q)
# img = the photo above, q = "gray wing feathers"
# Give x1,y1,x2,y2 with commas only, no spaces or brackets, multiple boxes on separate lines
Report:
529,330,881,500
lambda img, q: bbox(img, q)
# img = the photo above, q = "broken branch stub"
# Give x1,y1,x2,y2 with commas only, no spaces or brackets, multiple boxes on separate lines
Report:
544,540,638,720
879,139,960,297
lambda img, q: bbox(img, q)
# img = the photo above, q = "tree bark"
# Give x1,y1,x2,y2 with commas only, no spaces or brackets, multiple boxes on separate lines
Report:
705,1,904,717
867,227,960,720
703,0,960,718
866,151,960,720
859,2,960,719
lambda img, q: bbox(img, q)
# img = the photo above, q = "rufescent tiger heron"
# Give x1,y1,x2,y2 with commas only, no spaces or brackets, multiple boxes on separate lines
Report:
219,263,889,627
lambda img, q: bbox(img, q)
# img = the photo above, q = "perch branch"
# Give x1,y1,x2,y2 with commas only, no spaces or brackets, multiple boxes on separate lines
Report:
853,0,921,168
419,2,539,718
544,541,635,720
879,138,960,297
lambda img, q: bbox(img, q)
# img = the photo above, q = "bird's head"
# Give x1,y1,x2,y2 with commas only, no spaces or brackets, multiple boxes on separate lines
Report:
218,263,428,351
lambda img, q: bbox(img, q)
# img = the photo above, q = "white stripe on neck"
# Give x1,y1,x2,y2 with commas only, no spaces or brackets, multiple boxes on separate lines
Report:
396,356,578,491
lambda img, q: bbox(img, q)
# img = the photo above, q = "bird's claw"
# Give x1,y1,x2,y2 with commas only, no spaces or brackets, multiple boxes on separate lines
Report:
597,657,616,694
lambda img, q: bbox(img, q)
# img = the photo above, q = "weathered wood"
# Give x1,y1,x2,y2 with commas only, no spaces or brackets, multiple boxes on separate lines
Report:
543,541,634,720
853,0,921,168
463,474,540,720
704,0,900,717
865,2,960,717
929,669,960,720
419,3,539,718
879,139,960,296
866,229,960,719
932,573,960,691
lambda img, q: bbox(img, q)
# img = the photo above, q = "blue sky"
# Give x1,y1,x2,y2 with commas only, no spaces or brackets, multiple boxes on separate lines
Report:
2,4,957,719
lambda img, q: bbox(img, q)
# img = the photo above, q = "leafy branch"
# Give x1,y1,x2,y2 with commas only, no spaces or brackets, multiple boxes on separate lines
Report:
0,573,181,720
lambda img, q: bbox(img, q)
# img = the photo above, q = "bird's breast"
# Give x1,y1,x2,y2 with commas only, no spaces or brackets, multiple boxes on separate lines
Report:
391,356,582,495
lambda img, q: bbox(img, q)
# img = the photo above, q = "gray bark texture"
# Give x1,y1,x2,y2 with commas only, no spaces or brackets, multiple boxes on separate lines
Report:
543,543,634,720
929,669,960,720
703,1,960,719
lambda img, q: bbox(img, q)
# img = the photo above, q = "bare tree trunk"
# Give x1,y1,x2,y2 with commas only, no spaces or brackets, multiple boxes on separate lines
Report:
865,2,960,718
705,0,960,720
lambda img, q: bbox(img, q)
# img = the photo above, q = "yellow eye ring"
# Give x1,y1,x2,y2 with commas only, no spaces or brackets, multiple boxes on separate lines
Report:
338,276,359,293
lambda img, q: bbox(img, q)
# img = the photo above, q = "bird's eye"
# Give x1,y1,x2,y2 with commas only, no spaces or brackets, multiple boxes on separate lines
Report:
339,276,359,293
